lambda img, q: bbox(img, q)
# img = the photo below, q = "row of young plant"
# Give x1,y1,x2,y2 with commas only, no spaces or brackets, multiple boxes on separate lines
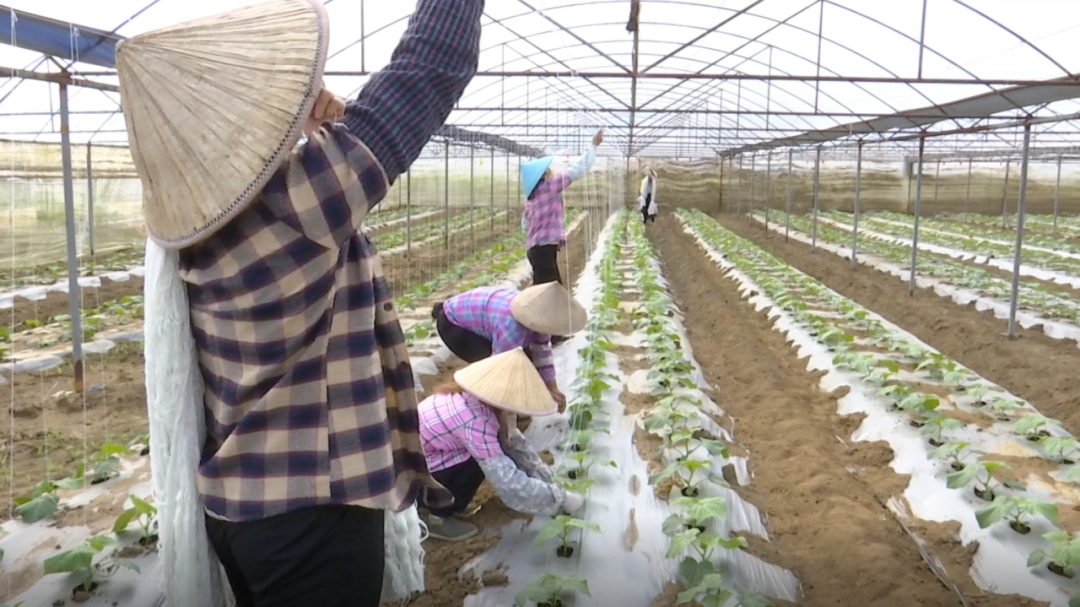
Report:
0,248,145,290
514,210,623,607
876,210,1080,255
10,433,161,601
760,210,1080,324
2,294,143,353
684,208,1080,602
625,218,774,607
400,210,583,346
824,210,1080,277
373,207,505,252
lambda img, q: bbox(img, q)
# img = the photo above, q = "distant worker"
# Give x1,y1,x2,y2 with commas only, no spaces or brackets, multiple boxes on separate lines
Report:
418,348,585,541
126,0,481,605
520,129,605,286
432,282,586,411
639,167,659,224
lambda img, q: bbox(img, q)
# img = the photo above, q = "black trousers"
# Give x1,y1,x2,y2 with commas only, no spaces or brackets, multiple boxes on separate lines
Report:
527,244,563,286
205,504,385,607
433,302,492,363
427,459,486,517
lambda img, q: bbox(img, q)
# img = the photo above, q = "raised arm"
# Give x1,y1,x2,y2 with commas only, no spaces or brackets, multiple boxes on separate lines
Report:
343,0,483,184
566,129,604,183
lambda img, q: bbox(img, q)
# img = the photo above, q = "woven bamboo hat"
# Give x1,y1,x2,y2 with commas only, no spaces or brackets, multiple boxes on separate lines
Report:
455,348,557,417
116,0,329,249
510,282,587,337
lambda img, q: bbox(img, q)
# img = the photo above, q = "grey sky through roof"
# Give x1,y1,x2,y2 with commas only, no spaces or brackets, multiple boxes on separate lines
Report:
1,0,1079,158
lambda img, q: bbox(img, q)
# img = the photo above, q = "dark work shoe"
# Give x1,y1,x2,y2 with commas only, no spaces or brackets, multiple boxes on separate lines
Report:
422,512,479,542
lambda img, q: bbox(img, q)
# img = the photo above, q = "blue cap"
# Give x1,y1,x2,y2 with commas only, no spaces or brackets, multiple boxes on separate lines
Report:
521,156,554,199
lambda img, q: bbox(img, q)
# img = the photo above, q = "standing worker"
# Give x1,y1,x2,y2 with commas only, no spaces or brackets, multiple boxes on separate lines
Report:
432,282,586,411
417,348,586,541
520,129,604,286
128,1,481,605
639,166,659,224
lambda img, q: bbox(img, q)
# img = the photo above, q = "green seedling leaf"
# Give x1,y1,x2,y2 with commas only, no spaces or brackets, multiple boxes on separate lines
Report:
43,544,97,576
678,556,716,588
733,585,775,607
113,508,139,534
667,528,701,558
16,493,59,523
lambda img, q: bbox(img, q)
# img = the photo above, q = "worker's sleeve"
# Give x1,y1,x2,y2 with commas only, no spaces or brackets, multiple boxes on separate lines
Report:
526,334,557,383
522,211,529,231
566,143,597,183
501,429,554,482
342,0,483,185
477,454,565,516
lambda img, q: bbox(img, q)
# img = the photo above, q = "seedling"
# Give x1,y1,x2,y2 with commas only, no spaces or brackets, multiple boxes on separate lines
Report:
967,384,990,405
676,572,773,607
919,415,963,446
662,496,728,536
976,495,1059,534
515,574,590,607
44,536,139,598
1040,436,1080,465
896,392,940,414
946,460,1011,501
927,441,984,472
1013,414,1062,442
90,443,129,483
986,397,1022,420
15,472,83,523
564,450,616,480
113,495,158,544
532,514,600,558
650,458,724,497
1029,531,1080,578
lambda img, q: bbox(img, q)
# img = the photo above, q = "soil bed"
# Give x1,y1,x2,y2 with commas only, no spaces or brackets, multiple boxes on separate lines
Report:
648,215,1036,607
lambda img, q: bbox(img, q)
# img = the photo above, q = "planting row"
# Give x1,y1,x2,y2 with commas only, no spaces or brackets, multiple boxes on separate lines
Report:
823,210,1080,284
682,207,1080,606
372,207,500,251
873,210,1080,256
756,210,1080,342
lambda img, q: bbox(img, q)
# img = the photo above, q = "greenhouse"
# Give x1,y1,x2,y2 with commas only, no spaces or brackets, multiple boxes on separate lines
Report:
1,0,1080,606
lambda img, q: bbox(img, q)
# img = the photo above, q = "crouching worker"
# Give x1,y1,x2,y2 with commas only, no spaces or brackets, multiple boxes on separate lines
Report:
419,348,586,541
432,282,587,411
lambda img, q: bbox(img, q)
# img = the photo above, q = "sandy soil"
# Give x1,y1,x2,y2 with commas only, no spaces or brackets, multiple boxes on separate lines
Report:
648,214,1040,607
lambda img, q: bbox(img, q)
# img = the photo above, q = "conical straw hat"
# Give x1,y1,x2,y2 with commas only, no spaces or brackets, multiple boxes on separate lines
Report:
521,156,554,199
116,0,329,249
454,348,557,417
510,282,587,336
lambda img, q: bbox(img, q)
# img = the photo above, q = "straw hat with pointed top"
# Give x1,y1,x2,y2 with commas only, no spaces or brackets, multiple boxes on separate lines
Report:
116,0,329,250
511,282,587,337
454,348,557,417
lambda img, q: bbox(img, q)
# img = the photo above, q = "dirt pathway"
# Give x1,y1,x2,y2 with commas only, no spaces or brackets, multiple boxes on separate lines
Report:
721,214,1080,442
647,215,1033,607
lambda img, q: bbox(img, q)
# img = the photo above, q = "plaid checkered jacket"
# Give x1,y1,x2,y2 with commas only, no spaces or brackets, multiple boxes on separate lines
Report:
177,0,481,522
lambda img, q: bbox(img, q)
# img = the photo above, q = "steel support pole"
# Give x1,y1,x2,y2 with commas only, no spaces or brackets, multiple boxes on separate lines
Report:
86,143,95,257
736,155,743,217
909,138,926,297
1001,160,1011,228
852,141,863,269
1054,155,1062,233
748,154,756,223
785,149,793,242
490,148,496,233
444,142,450,250
718,156,724,212
1008,124,1033,339
764,153,772,235
933,159,941,209
59,82,84,393
469,145,476,253
406,169,412,253
964,160,973,221
811,146,821,252
505,153,510,226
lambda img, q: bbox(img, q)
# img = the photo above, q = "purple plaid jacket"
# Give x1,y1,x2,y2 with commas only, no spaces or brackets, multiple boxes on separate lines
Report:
442,287,556,383
177,0,482,522
419,392,502,472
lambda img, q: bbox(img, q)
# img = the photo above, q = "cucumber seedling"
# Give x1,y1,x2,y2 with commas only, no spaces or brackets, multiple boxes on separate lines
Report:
532,514,600,558
514,574,590,607
976,495,1059,535
1029,531,1080,578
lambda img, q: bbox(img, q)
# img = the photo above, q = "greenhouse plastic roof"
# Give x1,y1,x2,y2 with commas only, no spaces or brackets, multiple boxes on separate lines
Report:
1,0,1080,158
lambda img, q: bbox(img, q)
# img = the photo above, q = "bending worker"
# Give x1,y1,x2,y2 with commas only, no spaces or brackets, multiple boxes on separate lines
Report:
432,282,586,411
123,0,480,604
639,166,659,224
520,129,604,286
418,348,585,541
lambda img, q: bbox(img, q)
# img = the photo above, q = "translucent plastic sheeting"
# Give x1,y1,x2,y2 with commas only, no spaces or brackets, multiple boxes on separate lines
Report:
0,266,144,308
683,217,1080,606
752,215,1080,348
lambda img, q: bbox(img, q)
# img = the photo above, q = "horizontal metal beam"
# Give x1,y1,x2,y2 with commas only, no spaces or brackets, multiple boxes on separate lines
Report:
2,66,119,92
450,106,1035,121
76,69,1080,87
